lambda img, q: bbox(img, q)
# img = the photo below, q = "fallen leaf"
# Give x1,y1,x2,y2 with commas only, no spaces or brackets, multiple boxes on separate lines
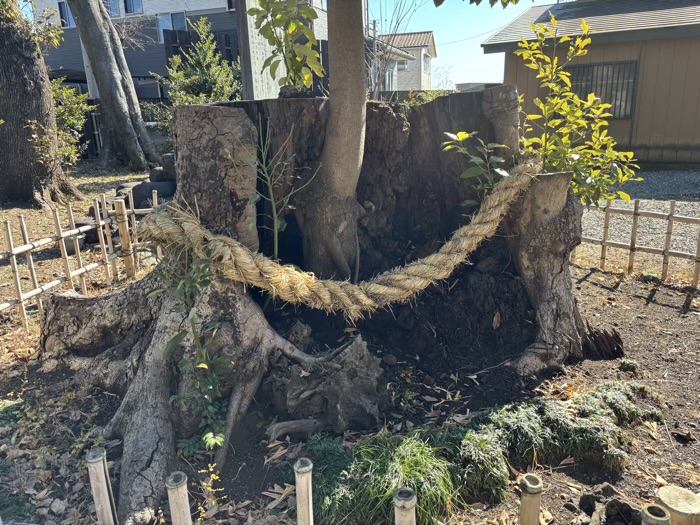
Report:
493,311,501,330
540,508,553,525
50,499,66,515
656,473,668,486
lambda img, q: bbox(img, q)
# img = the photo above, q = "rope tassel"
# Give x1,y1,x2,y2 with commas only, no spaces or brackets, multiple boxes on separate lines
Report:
139,164,538,320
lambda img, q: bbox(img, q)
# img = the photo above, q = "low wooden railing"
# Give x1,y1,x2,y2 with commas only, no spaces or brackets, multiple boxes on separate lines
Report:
574,199,700,286
0,189,160,330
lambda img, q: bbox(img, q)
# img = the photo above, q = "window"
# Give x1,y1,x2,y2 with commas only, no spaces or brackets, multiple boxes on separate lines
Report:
398,60,409,71
423,54,430,74
567,61,638,119
227,0,235,10
103,0,120,16
124,0,143,14
158,12,187,43
58,1,75,27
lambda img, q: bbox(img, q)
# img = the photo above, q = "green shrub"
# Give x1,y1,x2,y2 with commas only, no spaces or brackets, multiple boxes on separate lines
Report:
516,15,641,206
458,429,509,503
31,78,94,169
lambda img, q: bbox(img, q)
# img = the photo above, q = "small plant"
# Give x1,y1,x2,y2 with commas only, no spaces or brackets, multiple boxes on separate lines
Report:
619,358,639,376
197,464,226,523
403,89,453,107
516,16,641,206
247,0,325,89
442,131,509,209
252,122,318,260
151,251,232,454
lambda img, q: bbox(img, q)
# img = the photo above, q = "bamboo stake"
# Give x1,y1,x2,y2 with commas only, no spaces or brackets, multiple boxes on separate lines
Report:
52,208,74,291
4,221,28,330
152,190,163,259
294,458,314,525
642,504,671,525
394,488,417,525
519,473,542,525
67,203,89,295
85,448,118,525
115,200,136,278
627,200,641,275
600,201,611,270
101,195,118,277
656,485,700,525
661,201,676,281
18,215,42,314
94,199,112,286
166,472,193,525
127,189,140,270
693,227,700,288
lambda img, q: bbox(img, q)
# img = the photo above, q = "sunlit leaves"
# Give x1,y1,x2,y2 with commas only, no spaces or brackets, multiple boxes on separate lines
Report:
247,0,325,89
516,16,640,206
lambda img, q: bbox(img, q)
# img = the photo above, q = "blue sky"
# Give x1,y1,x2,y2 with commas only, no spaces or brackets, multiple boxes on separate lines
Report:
369,0,554,86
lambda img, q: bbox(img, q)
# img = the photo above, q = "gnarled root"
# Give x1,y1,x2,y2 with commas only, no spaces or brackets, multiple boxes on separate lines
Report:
39,276,323,525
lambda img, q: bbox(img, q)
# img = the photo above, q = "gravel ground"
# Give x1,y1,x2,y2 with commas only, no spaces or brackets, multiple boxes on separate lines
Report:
580,170,700,279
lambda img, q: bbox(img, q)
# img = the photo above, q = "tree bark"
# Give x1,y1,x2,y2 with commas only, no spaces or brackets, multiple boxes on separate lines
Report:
66,0,159,171
296,0,367,278
0,0,81,205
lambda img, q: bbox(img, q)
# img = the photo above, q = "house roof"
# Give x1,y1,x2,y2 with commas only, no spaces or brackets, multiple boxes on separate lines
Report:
379,31,437,57
482,0,700,53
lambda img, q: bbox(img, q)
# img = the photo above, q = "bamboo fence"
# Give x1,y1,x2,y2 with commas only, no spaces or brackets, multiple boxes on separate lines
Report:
0,190,160,331
574,199,700,287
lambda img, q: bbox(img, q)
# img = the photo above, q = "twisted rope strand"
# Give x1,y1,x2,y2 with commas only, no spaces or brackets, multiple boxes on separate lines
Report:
139,164,536,320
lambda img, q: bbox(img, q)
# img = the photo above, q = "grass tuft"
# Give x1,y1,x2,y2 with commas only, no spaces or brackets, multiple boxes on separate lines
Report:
292,382,654,523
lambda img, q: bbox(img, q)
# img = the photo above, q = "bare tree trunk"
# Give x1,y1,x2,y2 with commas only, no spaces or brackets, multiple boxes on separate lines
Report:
0,0,81,205
296,0,367,278
66,0,159,171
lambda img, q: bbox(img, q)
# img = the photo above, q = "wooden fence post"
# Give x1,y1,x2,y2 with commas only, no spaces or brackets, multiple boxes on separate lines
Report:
101,195,118,277
52,208,75,291
661,200,676,281
126,189,140,270
693,227,700,288
85,448,118,525
152,190,163,260
18,215,42,315
519,473,543,525
394,488,417,525
67,203,89,295
600,201,611,270
166,472,193,525
93,199,112,286
115,200,136,278
627,200,641,275
4,220,28,330
294,458,314,525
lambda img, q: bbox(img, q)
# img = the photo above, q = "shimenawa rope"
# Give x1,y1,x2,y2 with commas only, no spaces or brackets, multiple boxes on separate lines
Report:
139,164,536,320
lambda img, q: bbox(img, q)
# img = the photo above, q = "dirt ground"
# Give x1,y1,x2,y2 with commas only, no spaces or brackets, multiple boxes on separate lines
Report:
1,259,699,525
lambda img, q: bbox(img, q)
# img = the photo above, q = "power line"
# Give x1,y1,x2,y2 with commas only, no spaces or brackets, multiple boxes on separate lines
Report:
435,25,505,46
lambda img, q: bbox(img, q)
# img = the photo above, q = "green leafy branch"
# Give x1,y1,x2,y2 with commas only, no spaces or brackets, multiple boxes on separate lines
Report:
247,0,325,89
442,131,509,209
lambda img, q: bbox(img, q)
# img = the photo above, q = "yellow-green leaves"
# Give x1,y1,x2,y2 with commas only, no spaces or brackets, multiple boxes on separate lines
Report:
517,17,640,206
248,0,325,89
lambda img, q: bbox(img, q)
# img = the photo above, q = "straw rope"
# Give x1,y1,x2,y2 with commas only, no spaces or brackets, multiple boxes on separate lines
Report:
139,164,537,320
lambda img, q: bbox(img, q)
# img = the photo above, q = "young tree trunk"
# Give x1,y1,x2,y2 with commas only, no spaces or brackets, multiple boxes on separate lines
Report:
66,0,159,171
296,0,367,278
0,0,81,205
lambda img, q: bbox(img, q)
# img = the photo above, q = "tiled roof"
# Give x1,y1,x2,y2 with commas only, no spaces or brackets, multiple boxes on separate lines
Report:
380,31,437,57
483,0,700,52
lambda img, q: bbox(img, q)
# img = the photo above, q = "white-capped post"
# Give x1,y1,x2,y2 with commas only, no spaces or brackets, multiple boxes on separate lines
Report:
394,488,417,525
166,471,192,525
294,458,314,525
85,448,118,525
519,473,543,525
641,503,671,525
